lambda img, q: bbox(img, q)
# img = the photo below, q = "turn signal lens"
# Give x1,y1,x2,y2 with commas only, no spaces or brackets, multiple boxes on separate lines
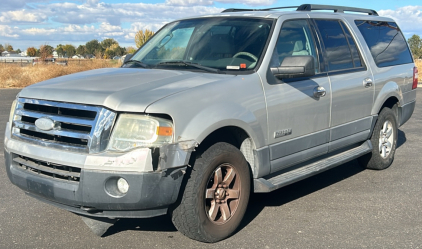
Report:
157,126,173,136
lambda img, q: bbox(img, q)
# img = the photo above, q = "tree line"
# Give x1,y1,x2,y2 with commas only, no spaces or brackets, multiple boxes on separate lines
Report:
0,29,156,60
27,38,137,59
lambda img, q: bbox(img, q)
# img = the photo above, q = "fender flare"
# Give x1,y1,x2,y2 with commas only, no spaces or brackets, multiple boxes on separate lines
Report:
371,81,403,115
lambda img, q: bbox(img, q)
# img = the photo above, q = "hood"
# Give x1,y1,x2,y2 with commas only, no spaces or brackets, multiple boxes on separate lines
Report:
19,68,233,112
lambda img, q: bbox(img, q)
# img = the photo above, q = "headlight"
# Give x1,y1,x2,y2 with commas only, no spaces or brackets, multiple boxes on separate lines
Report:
9,99,17,123
107,114,173,152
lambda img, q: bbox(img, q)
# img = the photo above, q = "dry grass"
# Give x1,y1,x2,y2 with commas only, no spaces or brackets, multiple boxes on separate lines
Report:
415,60,422,79
2,59,420,88
0,59,121,88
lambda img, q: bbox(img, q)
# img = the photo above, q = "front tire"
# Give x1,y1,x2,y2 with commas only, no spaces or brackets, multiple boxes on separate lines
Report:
171,142,251,242
359,106,398,170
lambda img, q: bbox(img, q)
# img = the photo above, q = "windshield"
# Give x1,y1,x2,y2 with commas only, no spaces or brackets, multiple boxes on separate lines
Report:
128,17,273,72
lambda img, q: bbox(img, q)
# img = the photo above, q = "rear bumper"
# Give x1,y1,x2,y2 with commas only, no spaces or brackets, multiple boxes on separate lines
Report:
399,100,415,127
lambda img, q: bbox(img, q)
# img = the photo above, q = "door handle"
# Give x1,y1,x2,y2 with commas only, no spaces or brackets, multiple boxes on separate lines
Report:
313,86,326,98
363,78,373,88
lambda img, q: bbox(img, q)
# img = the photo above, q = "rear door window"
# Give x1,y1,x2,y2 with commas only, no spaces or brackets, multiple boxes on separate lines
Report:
354,20,413,67
314,19,363,71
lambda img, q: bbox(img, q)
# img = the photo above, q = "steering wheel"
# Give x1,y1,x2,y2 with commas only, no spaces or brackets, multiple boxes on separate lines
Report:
233,52,258,62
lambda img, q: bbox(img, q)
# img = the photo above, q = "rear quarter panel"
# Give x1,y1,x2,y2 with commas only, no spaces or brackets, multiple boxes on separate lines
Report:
343,15,415,115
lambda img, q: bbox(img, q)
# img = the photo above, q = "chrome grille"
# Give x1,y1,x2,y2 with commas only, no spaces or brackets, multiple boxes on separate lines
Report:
11,98,116,153
13,154,81,182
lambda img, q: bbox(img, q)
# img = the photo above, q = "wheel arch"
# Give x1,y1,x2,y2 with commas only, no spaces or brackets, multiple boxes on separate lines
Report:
372,81,403,115
194,125,257,177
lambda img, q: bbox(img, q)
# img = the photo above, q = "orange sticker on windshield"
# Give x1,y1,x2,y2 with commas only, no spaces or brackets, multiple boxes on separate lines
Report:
240,63,246,69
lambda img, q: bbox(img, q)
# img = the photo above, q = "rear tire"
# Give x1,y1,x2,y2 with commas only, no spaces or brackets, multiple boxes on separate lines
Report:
359,106,398,170
171,142,250,243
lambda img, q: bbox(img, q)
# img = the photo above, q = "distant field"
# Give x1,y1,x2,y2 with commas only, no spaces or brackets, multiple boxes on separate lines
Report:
0,59,121,88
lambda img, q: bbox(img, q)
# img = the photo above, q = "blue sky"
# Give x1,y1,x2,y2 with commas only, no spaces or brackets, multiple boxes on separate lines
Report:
1,0,422,51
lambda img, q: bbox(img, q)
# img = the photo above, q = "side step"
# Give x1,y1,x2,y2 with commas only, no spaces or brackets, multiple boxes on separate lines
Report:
253,140,372,193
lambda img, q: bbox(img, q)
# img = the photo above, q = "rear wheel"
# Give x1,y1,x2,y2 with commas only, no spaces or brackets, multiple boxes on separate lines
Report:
359,106,398,170
171,142,250,242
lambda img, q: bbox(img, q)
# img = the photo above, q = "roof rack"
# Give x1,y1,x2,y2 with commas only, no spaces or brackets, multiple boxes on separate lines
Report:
221,4,378,16
221,6,298,13
296,4,378,16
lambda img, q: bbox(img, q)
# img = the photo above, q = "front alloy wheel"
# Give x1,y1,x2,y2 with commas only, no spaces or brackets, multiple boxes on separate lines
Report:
171,142,250,243
205,163,241,224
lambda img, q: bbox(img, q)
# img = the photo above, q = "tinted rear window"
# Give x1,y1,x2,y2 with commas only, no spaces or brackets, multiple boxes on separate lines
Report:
315,19,363,71
355,20,413,67
341,22,362,68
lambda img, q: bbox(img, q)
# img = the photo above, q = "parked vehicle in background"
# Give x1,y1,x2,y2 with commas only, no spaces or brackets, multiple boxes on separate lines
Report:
32,58,55,66
4,4,416,243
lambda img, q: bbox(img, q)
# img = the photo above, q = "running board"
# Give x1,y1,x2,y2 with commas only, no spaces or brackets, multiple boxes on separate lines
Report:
253,140,372,193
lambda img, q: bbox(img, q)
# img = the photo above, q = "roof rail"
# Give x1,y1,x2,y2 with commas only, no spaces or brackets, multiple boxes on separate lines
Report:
222,8,256,12
221,4,378,16
222,6,298,13
296,4,378,16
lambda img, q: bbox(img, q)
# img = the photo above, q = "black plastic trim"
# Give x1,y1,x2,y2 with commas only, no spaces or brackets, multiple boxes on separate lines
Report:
297,4,378,16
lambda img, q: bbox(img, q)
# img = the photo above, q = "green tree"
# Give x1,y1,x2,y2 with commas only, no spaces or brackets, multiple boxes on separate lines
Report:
76,45,86,56
16,49,21,53
85,39,102,55
63,44,76,57
56,47,64,57
104,48,115,59
108,43,125,56
27,47,37,57
135,29,155,48
115,46,126,56
408,34,422,59
101,38,118,50
0,44,4,54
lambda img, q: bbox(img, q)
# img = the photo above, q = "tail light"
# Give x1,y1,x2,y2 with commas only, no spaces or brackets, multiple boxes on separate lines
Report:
413,66,418,89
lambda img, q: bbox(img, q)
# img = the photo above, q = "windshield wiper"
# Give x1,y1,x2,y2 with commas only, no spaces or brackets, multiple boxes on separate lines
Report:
156,61,223,74
123,59,149,68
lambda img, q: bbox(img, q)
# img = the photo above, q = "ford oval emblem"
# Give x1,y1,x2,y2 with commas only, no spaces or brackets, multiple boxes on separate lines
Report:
35,117,55,131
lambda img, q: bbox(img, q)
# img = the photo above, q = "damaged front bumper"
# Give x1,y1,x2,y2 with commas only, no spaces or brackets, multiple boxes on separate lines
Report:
4,122,196,218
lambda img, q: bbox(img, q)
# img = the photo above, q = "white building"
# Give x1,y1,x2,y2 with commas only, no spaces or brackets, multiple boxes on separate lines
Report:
1,51,20,57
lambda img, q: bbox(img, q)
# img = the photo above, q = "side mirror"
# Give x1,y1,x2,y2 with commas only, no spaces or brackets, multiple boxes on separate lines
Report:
123,54,133,63
271,55,315,79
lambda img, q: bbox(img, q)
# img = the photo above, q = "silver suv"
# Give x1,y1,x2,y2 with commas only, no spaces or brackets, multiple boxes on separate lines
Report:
4,4,417,242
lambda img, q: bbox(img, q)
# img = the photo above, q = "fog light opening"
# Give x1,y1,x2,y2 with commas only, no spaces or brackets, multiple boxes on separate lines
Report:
117,178,129,194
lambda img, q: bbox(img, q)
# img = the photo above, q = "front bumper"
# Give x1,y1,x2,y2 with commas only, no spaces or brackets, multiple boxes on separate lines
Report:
4,122,192,218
